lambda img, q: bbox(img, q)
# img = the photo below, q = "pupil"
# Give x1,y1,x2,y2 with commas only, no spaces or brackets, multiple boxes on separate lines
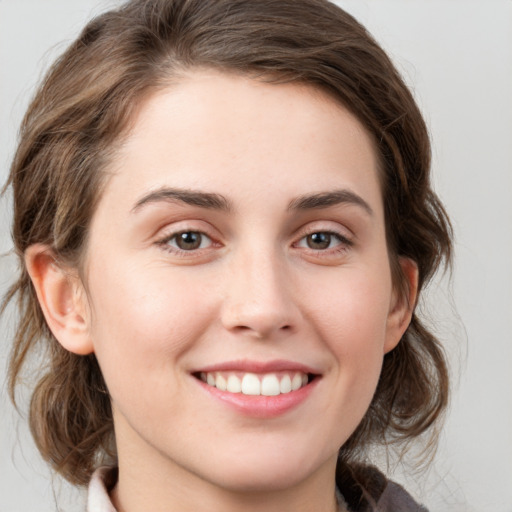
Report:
177,232,201,250
308,232,330,249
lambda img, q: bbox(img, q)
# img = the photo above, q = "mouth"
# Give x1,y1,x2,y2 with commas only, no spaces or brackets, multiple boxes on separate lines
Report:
191,362,321,417
193,370,316,397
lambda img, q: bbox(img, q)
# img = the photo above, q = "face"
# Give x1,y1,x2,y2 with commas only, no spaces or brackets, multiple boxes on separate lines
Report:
77,71,411,493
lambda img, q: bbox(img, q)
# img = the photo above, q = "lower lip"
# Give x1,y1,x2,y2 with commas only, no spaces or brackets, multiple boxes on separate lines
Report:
195,377,319,418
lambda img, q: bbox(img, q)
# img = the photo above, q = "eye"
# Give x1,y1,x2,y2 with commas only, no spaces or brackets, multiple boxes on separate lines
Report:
297,231,348,250
162,231,213,251
304,232,335,250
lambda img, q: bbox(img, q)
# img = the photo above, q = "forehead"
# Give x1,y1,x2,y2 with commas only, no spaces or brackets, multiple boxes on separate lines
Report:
101,70,381,213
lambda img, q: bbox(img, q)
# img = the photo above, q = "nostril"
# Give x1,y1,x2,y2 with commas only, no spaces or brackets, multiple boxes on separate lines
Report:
221,301,297,338
235,325,252,332
230,323,292,338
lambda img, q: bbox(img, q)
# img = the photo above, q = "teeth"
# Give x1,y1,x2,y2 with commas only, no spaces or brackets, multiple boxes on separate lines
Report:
241,373,260,395
227,374,242,393
261,374,280,396
291,373,303,391
280,375,292,394
216,373,227,391
200,371,310,396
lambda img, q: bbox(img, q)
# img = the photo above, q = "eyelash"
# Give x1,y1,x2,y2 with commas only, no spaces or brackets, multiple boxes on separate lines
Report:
155,228,353,257
156,230,216,256
294,230,353,254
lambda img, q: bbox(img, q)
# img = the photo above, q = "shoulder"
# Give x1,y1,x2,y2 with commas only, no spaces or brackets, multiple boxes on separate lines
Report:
336,462,428,512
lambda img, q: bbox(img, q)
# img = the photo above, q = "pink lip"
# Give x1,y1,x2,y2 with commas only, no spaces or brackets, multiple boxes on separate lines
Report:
191,359,321,419
191,359,320,375
196,378,319,418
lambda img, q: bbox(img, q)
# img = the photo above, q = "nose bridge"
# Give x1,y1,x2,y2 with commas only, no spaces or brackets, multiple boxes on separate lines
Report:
221,241,296,337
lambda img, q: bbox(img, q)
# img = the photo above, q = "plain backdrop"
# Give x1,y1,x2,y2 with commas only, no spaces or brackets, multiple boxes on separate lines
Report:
1,1,511,511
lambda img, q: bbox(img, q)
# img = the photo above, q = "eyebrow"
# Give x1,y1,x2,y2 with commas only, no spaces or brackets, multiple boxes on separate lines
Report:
131,186,373,216
131,187,232,213
287,189,374,216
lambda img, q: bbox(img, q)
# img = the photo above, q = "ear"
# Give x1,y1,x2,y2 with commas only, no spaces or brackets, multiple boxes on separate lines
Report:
384,257,419,354
24,244,94,355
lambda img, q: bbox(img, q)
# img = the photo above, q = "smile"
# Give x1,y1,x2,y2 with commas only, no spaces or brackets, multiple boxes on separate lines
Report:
198,371,310,396
192,361,321,417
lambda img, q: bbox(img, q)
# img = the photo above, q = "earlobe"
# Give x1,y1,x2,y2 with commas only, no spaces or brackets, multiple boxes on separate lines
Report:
24,244,94,355
384,257,419,354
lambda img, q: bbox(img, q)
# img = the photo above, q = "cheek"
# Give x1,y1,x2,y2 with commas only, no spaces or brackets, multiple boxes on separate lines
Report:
312,269,391,345
306,267,392,390
293,268,392,446
84,259,212,392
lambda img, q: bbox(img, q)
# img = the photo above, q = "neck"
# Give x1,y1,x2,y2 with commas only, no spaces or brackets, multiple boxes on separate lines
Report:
111,440,340,512
112,475,340,512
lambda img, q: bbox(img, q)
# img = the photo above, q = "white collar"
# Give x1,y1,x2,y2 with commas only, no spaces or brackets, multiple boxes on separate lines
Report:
87,467,117,512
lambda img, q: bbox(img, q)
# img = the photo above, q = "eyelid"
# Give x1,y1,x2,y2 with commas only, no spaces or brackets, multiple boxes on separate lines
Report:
291,221,355,262
293,221,354,244
154,218,219,241
295,230,352,249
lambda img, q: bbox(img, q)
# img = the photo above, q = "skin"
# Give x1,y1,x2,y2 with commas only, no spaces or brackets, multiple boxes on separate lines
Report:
26,70,417,512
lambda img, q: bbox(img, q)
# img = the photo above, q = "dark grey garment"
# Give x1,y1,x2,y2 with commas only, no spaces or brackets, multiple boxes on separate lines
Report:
375,480,429,512
336,462,428,512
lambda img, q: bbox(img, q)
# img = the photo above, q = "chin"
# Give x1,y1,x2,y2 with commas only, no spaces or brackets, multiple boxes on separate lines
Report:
196,448,332,494
213,467,310,494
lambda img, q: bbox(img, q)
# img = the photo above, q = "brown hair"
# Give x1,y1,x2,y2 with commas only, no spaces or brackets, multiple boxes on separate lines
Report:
3,0,452,487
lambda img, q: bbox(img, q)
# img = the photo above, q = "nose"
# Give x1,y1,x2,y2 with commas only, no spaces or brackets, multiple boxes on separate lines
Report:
220,248,299,339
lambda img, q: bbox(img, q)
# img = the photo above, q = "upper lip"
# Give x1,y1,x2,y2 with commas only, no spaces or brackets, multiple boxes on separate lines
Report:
191,359,321,375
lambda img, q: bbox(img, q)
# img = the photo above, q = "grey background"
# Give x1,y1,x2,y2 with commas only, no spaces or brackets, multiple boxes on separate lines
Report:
1,1,511,511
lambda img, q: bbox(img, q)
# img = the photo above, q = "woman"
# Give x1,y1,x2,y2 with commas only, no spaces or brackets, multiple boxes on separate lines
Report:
3,1,452,510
